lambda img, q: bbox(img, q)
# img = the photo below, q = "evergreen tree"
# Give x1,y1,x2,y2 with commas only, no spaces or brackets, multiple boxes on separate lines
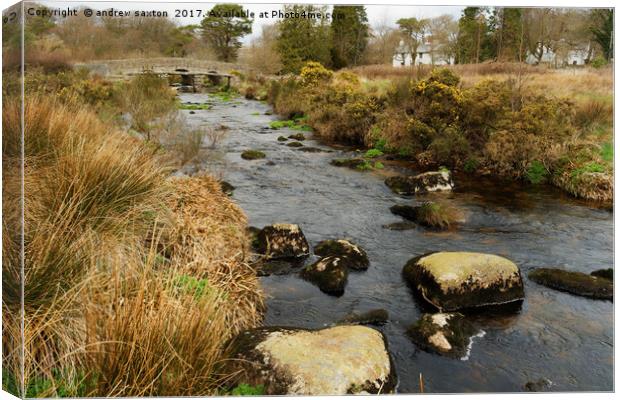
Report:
456,7,492,63
590,9,613,61
330,6,369,69
201,4,252,62
276,5,332,73
489,8,524,61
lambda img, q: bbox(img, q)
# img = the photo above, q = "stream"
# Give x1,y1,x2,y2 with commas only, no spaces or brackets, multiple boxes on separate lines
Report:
179,92,613,393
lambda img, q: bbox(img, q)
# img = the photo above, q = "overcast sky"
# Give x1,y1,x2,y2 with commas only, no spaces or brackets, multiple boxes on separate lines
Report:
36,1,464,43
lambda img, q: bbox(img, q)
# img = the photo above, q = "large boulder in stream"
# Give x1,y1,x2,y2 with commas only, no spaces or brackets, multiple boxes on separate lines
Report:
528,268,613,300
301,256,348,295
403,252,525,311
225,325,397,395
407,313,479,359
255,224,310,260
385,170,454,195
314,239,370,271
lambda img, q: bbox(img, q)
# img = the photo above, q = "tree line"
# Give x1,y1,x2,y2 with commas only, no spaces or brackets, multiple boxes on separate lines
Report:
9,4,614,72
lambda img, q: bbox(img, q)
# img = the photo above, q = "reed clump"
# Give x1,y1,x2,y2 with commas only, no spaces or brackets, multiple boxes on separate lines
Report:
2,96,263,397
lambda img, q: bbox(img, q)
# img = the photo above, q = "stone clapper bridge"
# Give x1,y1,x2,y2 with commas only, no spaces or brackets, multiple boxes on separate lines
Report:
76,57,245,91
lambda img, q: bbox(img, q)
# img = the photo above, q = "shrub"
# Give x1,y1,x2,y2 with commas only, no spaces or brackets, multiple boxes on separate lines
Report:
299,61,333,87
590,56,608,69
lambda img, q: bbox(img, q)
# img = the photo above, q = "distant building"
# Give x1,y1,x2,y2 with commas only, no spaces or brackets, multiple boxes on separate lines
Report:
525,42,594,67
392,40,454,67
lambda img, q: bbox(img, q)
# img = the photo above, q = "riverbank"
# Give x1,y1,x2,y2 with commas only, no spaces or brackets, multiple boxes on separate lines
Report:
2,90,263,396
237,62,613,204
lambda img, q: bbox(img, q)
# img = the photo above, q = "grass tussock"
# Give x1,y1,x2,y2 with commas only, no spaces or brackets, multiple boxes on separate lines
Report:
2,96,263,397
415,201,463,229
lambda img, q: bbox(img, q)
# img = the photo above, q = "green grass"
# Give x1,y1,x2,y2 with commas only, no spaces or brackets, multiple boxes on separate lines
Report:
269,119,312,131
526,160,548,184
228,383,265,396
174,274,215,300
3,368,94,397
179,103,211,110
571,161,606,180
600,142,613,163
364,148,384,158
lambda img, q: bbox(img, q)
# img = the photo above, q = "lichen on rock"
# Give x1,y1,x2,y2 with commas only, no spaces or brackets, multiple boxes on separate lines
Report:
255,223,310,260
301,256,348,295
403,251,525,311
314,239,370,271
385,170,454,195
407,313,479,359
225,325,397,395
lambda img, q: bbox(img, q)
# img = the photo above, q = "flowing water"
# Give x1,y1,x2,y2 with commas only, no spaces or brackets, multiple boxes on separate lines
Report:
179,93,613,393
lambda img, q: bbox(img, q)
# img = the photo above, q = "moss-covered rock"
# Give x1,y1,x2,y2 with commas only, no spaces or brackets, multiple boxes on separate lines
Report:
219,180,235,196
301,256,348,295
338,309,389,326
288,133,306,141
385,170,454,195
528,268,613,300
286,141,304,148
591,268,613,280
256,224,310,260
390,202,461,229
297,147,328,153
330,158,366,169
241,150,266,160
406,313,478,358
225,325,397,395
314,239,369,271
277,136,288,142
403,252,525,311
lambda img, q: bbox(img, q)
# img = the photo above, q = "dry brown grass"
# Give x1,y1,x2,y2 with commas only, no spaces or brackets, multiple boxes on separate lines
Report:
2,96,263,397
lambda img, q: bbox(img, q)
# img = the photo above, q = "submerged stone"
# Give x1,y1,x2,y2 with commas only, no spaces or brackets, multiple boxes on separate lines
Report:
277,136,288,142
297,147,327,153
385,170,454,195
254,258,305,277
403,252,525,311
241,150,266,160
390,204,418,221
407,313,479,359
301,256,348,295
591,268,613,280
288,133,306,141
314,239,370,271
338,309,389,326
528,268,613,300
286,141,304,147
225,325,397,395
219,180,235,196
256,224,310,260
382,222,418,231
524,378,553,392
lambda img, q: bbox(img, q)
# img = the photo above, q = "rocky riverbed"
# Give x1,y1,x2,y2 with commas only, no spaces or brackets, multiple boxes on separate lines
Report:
178,93,613,393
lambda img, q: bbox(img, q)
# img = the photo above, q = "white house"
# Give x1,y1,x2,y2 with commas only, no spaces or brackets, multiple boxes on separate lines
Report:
392,40,455,67
525,42,593,67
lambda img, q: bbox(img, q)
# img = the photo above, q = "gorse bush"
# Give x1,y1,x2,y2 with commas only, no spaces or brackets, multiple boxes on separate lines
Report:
265,65,612,201
299,61,333,87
